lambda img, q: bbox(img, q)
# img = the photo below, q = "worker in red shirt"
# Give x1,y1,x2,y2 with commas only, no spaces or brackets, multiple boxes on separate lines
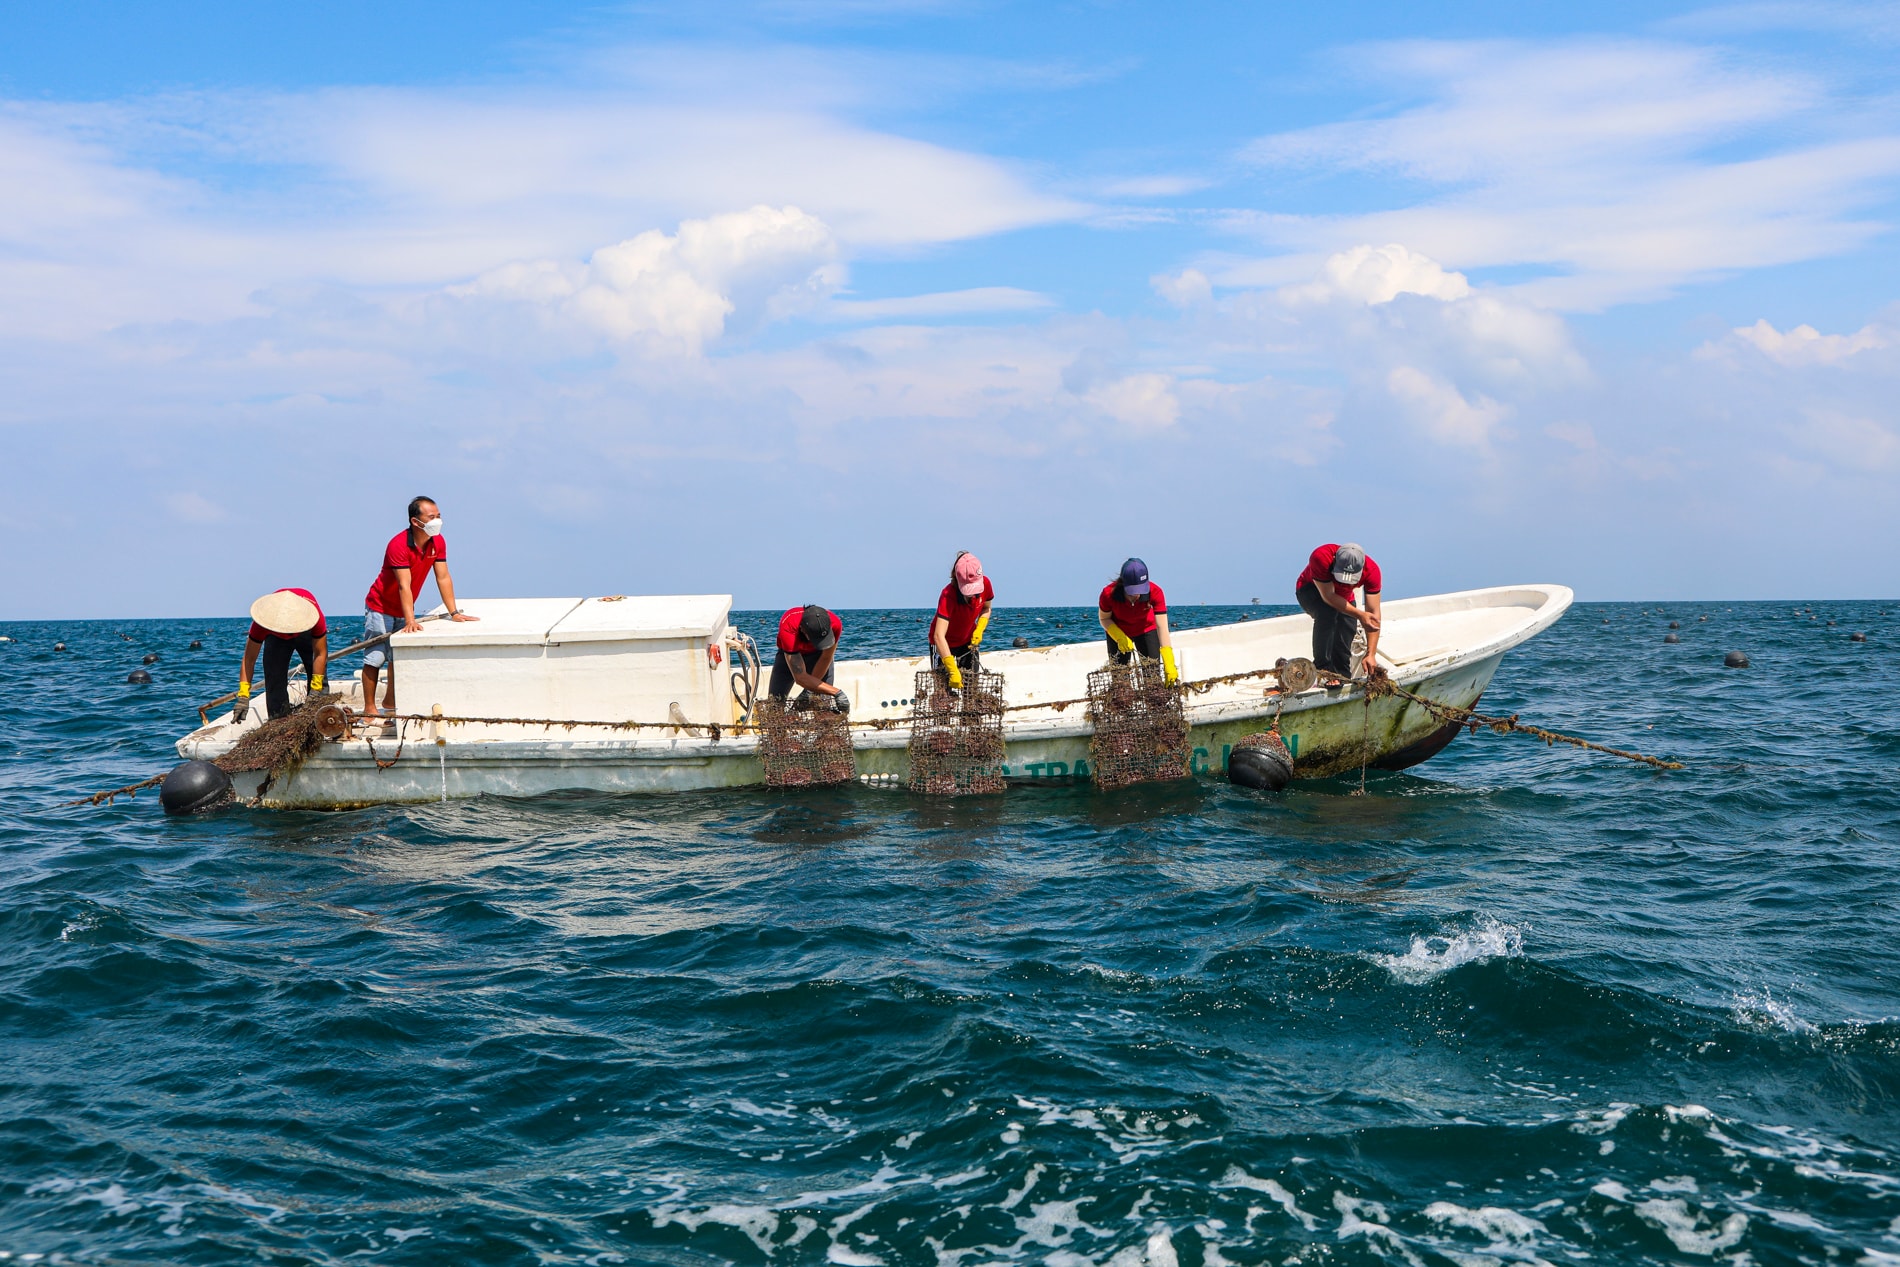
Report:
237,588,328,722
929,552,993,692
770,605,848,712
1097,557,1178,683
361,495,479,717
1295,542,1381,676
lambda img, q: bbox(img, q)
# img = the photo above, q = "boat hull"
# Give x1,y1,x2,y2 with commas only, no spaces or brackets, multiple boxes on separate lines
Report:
205,652,1502,809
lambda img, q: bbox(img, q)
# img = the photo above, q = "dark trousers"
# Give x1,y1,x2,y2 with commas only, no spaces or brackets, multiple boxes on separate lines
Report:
1297,581,1357,675
1105,628,1161,665
931,642,980,674
769,648,835,699
262,632,318,720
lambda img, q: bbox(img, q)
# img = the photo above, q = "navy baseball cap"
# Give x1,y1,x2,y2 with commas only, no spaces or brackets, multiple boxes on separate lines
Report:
1119,558,1151,597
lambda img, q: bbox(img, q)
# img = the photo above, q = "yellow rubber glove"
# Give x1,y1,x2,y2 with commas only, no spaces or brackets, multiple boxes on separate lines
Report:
970,613,990,648
1106,623,1136,655
237,680,251,699
1161,646,1179,684
309,675,325,693
235,680,252,723
943,657,964,691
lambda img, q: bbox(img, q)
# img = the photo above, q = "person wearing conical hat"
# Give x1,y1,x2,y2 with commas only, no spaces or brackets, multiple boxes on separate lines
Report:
239,588,329,723
1295,542,1382,677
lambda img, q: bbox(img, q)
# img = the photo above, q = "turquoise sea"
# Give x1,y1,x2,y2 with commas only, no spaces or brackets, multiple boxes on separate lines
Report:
2,601,1897,1264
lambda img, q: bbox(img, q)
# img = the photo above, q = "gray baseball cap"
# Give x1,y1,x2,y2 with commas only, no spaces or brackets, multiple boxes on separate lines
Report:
1331,543,1366,584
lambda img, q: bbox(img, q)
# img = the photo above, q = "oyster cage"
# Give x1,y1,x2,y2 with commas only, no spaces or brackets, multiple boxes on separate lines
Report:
756,697,857,788
1086,659,1190,790
907,668,1007,796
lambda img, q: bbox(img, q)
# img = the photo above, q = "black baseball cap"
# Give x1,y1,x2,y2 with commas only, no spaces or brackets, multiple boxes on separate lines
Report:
800,605,837,651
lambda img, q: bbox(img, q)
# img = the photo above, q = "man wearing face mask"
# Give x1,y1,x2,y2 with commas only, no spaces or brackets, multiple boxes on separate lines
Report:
360,495,479,718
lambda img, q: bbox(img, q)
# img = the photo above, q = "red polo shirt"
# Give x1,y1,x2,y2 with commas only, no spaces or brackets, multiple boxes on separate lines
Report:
932,578,994,647
247,588,327,643
1297,544,1382,600
366,530,447,616
1099,581,1166,637
777,606,843,656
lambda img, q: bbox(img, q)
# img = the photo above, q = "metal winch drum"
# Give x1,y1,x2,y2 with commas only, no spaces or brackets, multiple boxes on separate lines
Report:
1275,657,1319,694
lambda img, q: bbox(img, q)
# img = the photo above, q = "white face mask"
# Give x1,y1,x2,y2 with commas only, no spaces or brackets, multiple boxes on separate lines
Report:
421,517,443,538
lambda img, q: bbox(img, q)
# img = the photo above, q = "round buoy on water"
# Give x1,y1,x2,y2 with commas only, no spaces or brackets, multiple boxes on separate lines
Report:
1851,632,1867,642
1668,620,1680,629
1229,734,1293,791
1723,651,1750,669
127,669,152,684
141,653,158,665
159,760,232,815
189,640,203,650
1663,633,1679,644
1826,621,1836,627
1699,615,1708,621
1011,636,1029,648
1602,618,1610,624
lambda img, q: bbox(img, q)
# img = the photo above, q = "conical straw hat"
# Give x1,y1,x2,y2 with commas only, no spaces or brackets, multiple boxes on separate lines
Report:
250,589,320,635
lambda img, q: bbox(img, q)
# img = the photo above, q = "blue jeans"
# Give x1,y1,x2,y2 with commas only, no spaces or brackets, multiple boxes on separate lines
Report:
362,610,400,669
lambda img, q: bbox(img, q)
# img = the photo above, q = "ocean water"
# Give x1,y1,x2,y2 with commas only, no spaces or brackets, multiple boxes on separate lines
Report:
2,600,1897,1265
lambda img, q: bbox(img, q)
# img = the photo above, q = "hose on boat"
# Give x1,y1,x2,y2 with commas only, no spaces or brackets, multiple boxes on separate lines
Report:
728,632,761,726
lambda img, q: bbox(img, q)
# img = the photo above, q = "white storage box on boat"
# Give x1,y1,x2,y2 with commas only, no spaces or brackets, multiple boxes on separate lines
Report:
392,595,735,725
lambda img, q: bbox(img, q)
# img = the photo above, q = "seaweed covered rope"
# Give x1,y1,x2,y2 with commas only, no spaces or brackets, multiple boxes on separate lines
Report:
63,694,345,807
1361,670,1684,771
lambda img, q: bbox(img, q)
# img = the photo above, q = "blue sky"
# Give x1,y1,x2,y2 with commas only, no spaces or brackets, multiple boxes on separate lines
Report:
2,1,1897,617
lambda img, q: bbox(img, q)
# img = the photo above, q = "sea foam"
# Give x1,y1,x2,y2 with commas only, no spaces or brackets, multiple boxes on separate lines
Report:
1368,918,1525,984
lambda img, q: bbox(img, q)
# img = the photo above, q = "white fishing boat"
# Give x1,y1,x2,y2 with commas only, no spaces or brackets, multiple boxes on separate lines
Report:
172,585,1573,808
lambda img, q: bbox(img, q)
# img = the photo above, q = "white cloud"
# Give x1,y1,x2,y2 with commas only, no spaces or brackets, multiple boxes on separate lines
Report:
1794,407,1900,470
1730,318,1890,366
1099,175,1210,198
1085,372,1180,428
1280,244,1471,305
1386,365,1510,447
301,91,1080,249
1235,39,1900,309
451,205,840,352
1249,39,1810,181
1152,268,1213,308
0,76,1080,338
824,287,1052,320
162,491,229,525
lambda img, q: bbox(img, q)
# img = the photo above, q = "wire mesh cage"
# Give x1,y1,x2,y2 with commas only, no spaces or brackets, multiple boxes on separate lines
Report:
1086,659,1190,790
906,667,1006,796
756,696,857,788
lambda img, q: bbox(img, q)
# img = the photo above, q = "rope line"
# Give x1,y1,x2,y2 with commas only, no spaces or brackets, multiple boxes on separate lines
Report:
62,656,1681,808
62,774,165,808
1362,670,1684,771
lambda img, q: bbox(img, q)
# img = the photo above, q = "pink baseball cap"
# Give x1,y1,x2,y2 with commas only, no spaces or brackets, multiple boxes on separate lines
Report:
954,553,985,597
